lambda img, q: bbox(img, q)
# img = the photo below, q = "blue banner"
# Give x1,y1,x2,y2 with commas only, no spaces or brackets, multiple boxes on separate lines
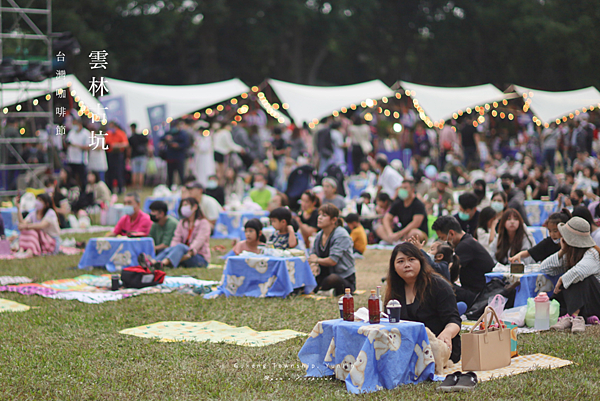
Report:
100,96,129,134
147,104,168,155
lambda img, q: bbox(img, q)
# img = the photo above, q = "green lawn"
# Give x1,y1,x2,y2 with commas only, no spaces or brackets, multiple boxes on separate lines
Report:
1,233,600,400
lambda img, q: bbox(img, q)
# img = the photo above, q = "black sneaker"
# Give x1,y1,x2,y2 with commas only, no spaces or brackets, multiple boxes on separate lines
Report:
437,371,462,392
453,371,477,391
138,253,151,269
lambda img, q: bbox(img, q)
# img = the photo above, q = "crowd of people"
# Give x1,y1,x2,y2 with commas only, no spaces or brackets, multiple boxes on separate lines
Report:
3,102,600,363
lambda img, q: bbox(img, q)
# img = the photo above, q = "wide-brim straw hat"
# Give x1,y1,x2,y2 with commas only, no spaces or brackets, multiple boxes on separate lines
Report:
558,217,596,248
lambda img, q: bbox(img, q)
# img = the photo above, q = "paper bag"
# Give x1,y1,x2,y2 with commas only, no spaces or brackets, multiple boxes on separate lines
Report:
462,306,511,371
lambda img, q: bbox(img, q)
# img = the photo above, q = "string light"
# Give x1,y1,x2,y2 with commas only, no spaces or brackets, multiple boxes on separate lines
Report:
395,93,401,99
19,128,25,134
217,105,224,111
194,112,200,119
33,99,38,106
382,97,388,103
166,117,173,123
282,103,289,109
230,98,238,105
203,130,210,136
143,129,149,135
241,93,248,99
251,86,259,92
16,105,21,111
340,107,347,113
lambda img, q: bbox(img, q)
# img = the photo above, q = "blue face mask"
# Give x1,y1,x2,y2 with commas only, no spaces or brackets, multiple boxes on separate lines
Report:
206,180,218,189
398,189,409,200
458,211,470,221
123,205,134,216
491,201,504,213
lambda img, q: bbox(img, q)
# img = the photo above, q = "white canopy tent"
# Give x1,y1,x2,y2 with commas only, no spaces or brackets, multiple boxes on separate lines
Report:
398,81,509,125
267,79,394,125
102,78,250,129
510,85,600,126
1,74,98,113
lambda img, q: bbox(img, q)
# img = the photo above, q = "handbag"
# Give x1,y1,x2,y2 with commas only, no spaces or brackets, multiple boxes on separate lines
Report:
462,306,511,371
121,266,166,289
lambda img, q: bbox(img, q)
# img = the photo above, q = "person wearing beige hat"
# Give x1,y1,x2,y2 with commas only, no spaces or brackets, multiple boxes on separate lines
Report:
540,217,600,333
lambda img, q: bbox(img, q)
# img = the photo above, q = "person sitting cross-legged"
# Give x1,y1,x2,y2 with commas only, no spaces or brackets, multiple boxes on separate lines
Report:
142,197,211,268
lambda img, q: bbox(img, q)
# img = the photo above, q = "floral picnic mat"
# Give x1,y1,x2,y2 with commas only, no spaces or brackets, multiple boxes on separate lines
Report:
120,320,306,347
0,298,30,313
440,353,573,382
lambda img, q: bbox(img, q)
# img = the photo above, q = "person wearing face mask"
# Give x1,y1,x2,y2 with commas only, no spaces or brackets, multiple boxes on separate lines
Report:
568,189,586,208
500,173,530,225
455,192,480,239
148,200,179,253
377,179,429,244
490,191,508,214
424,173,453,217
510,210,571,264
142,197,211,268
249,173,274,210
204,175,225,207
473,179,489,209
432,216,495,308
15,193,61,256
489,208,535,265
374,155,403,200
476,206,500,252
106,193,152,237
65,119,91,191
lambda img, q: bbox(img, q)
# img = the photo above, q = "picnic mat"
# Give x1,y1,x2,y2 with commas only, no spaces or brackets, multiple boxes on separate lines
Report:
0,276,32,286
0,275,219,304
440,354,573,381
120,320,306,346
0,298,30,313
0,246,82,260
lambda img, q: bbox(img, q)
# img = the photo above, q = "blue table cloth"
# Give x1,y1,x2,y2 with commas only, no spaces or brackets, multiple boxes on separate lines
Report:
78,237,156,272
524,201,557,227
1,207,19,232
142,196,181,218
204,255,316,298
212,211,268,240
527,226,546,244
347,179,370,200
486,272,559,307
298,319,434,394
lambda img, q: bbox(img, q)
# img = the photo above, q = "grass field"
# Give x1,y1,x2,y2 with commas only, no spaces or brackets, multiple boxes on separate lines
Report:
1,231,600,400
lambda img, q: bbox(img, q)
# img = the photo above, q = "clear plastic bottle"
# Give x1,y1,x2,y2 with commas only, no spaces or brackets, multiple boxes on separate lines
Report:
342,288,354,321
534,292,550,330
368,290,381,324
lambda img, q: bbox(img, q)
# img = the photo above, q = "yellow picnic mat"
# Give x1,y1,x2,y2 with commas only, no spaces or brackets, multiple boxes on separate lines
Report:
441,353,573,381
119,320,306,346
0,298,30,313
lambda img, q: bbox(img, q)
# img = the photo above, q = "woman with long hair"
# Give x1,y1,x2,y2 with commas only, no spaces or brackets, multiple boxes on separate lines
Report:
143,197,211,268
384,242,461,363
476,206,499,252
541,217,600,333
16,193,61,256
489,208,535,264
308,204,355,295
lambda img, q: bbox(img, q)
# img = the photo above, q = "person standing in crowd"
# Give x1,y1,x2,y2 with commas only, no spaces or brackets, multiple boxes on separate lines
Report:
128,123,149,191
309,204,356,295
438,120,458,169
425,172,453,217
204,174,225,206
191,121,215,187
378,179,429,244
148,200,178,254
347,115,372,175
224,167,246,203
160,120,190,189
374,154,403,200
459,116,480,170
86,121,108,183
104,121,129,194
65,119,90,191
321,177,346,210
184,181,222,228
455,192,480,238
106,192,152,237
432,216,495,308
413,122,431,163
288,126,307,160
213,123,245,183
271,127,290,191
541,122,560,173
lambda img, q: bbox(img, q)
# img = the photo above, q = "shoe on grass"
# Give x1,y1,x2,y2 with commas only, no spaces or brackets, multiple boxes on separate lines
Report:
550,314,572,331
436,371,462,392
571,316,585,333
452,371,478,391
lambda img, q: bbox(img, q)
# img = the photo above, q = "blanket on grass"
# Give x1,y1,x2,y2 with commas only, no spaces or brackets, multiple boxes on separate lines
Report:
0,246,81,260
0,276,32,285
0,298,30,313
0,275,219,304
120,320,306,346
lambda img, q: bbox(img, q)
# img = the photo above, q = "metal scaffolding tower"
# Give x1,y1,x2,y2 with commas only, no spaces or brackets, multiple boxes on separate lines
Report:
0,0,53,196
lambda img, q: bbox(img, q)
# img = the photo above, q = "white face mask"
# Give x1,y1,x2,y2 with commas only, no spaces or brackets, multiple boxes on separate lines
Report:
552,238,561,244
180,205,193,218
255,182,265,189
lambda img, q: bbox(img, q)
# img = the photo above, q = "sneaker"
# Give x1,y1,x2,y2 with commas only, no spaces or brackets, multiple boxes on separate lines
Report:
452,371,478,391
586,315,600,325
550,314,572,331
437,371,462,392
571,316,586,333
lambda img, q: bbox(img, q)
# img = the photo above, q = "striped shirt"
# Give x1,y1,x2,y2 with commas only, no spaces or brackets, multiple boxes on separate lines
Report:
540,248,600,289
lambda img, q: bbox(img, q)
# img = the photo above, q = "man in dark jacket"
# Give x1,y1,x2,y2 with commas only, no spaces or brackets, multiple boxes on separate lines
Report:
160,120,190,188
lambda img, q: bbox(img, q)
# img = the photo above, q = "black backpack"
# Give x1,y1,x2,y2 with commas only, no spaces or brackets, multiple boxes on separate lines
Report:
317,128,334,159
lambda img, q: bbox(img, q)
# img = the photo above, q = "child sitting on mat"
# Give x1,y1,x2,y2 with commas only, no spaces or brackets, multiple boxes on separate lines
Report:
268,207,297,250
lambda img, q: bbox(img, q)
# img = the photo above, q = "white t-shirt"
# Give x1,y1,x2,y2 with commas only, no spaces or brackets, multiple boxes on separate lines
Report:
378,165,403,198
25,208,61,238
200,194,223,221
66,128,90,165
